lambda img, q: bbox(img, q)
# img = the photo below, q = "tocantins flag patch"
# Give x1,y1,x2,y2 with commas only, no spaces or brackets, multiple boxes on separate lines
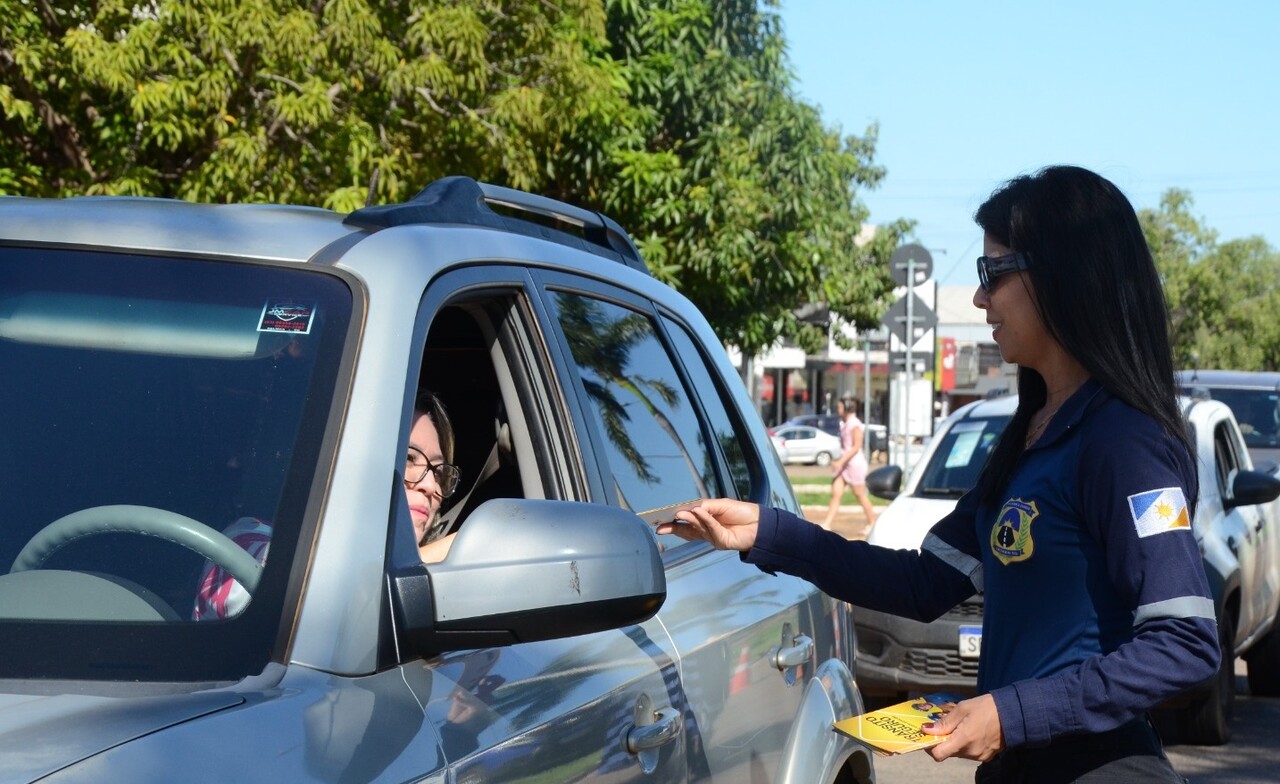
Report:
1127,487,1191,538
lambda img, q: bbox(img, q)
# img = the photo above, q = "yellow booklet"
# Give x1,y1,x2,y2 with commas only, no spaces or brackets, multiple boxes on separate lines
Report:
832,692,964,756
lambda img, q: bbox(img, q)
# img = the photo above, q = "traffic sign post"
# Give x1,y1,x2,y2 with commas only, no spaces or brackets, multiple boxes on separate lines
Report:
889,243,933,287
882,244,935,472
881,292,937,348
890,351,933,373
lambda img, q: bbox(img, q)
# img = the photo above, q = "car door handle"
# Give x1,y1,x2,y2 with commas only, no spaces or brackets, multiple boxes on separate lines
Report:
772,634,814,670
625,707,683,753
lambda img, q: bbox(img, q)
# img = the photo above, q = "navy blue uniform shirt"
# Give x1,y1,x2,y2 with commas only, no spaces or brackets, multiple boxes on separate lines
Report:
746,380,1219,747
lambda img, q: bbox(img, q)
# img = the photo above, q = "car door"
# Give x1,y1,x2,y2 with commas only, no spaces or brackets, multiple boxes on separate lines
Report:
537,272,818,781
656,314,826,782
781,427,816,463
1212,416,1264,641
405,267,689,782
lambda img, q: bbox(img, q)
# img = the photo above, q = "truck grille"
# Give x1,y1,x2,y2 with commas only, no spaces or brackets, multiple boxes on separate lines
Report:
946,599,984,620
902,649,980,679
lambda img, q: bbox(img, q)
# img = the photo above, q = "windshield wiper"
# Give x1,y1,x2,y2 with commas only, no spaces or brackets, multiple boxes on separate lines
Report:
918,487,970,498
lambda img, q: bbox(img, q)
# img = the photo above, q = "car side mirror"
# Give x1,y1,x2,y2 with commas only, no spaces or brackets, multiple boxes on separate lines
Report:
866,465,903,501
1227,469,1280,510
389,499,666,656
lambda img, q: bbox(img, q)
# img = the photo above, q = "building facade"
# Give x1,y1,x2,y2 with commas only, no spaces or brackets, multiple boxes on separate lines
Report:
752,285,1016,433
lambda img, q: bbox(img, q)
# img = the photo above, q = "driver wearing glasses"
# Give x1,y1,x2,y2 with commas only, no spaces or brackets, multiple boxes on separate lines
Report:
193,390,462,620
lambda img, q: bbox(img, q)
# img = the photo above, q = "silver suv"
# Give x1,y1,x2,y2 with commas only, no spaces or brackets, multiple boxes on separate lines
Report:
0,179,872,782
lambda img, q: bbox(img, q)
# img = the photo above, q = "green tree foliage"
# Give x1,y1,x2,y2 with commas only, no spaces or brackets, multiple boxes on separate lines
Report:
578,0,902,355
1141,189,1280,370
0,0,899,354
0,0,617,208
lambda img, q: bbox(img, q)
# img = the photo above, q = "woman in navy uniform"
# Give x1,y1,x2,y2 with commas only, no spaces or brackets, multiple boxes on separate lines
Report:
659,166,1217,783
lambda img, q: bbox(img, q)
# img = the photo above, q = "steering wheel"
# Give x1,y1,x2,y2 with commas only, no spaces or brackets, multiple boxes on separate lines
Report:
11,504,262,594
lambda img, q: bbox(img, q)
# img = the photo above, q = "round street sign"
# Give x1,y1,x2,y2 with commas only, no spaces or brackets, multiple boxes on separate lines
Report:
889,243,933,287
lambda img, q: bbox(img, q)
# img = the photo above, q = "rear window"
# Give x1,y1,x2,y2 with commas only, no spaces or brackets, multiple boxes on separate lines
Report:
916,415,1009,498
0,247,353,680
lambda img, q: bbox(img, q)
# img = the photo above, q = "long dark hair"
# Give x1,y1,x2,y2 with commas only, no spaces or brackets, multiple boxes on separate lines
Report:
975,165,1190,505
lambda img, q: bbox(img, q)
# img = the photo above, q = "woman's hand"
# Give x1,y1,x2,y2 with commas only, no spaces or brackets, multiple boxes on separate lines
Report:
655,498,760,552
921,693,1005,763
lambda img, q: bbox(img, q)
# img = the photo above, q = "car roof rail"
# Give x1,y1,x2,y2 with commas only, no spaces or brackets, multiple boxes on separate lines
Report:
344,176,649,274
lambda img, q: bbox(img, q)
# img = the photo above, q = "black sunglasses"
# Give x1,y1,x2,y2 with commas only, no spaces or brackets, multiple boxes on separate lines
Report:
976,252,1030,292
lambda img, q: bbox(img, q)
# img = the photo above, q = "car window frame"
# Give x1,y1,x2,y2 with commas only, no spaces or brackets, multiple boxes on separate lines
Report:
397,266,589,509
531,269,755,557
655,307,761,503
378,265,598,666
1213,418,1246,499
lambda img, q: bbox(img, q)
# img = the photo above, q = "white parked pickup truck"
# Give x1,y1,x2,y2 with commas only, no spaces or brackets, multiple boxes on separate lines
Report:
857,393,1280,745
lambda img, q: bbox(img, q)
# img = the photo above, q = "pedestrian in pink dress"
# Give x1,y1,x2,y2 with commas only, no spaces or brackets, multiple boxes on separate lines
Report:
822,396,877,534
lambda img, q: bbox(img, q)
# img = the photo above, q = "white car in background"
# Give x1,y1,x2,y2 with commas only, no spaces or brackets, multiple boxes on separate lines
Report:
770,424,843,466
1177,369,1280,470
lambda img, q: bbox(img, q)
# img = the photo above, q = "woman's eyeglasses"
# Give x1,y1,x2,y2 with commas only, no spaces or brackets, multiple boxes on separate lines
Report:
405,447,461,497
976,252,1030,292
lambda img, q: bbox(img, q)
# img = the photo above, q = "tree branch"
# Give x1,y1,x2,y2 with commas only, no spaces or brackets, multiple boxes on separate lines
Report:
0,46,94,178
261,73,304,92
414,85,453,116
221,46,242,77
34,99,95,178
34,0,61,33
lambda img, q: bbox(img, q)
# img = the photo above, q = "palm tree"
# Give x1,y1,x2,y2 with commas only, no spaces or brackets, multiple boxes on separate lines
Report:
553,293,709,499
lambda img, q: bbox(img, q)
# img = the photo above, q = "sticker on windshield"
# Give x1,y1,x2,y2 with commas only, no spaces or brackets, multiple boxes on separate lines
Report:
945,431,982,468
258,300,315,334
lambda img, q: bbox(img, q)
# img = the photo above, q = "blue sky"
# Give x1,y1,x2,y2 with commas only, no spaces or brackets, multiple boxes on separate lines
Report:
776,1,1280,288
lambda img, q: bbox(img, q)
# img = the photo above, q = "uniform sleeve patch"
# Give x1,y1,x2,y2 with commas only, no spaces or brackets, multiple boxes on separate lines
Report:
1127,487,1191,538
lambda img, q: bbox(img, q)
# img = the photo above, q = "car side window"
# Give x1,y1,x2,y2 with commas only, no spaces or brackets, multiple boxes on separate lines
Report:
547,291,724,517
413,285,572,538
1213,420,1243,498
660,315,753,499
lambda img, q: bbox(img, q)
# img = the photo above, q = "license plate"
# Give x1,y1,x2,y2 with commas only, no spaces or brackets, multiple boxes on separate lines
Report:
958,625,982,659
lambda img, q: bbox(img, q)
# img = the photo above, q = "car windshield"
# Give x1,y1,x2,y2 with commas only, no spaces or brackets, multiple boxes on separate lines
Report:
0,247,352,681
916,415,1009,498
1200,388,1280,449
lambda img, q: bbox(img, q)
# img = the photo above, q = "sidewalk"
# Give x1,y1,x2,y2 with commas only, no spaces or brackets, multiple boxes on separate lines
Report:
798,503,875,540
787,461,885,541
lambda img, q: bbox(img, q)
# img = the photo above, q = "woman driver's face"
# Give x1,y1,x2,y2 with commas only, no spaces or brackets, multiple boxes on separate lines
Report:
405,412,446,543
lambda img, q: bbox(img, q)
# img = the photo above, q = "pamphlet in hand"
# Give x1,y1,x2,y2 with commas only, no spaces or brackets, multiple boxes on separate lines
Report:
831,691,965,756
637,499,704,526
